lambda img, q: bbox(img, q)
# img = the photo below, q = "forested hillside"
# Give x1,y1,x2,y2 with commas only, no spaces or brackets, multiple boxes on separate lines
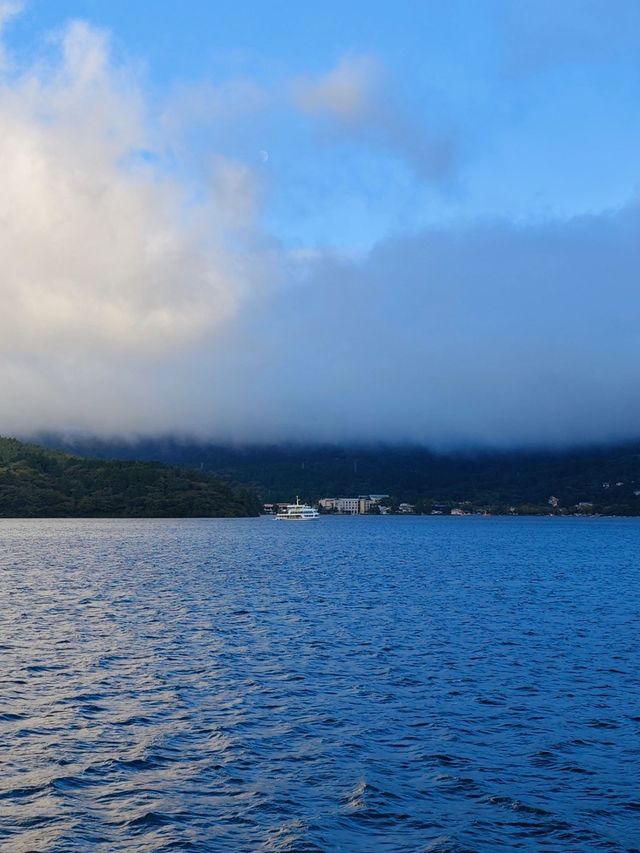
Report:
0,437,260,517
41,437,640,514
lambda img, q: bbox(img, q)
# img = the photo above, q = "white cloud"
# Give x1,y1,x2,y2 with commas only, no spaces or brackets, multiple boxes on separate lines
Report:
1,13,640,449
293,54,379,123
0,19,261,364
292,54,456,183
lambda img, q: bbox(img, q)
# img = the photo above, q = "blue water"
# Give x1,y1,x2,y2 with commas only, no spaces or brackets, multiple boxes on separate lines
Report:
1,516,639,852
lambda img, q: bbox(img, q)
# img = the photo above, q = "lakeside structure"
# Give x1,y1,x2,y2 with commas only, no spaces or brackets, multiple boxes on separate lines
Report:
319,495,399,514
262,496,416,515
264,495,394,515
263,493,613,517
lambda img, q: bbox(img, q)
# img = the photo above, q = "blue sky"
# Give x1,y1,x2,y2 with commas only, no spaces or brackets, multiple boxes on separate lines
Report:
8,0,640,249
1,1,640,444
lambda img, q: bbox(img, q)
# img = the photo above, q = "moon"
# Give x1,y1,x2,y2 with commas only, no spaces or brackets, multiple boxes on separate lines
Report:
259,149,269,163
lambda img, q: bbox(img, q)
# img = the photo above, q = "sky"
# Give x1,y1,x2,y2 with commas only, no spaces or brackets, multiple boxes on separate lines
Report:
1,0,639,447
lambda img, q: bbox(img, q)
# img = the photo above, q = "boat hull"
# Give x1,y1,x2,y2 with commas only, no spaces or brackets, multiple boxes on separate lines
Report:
275,514,319,520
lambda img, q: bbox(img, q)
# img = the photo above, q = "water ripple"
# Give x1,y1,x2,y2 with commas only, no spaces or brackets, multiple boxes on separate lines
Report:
0,516,639,851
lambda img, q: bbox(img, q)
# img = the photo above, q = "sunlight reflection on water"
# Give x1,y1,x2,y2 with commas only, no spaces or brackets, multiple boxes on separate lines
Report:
1,516,639,852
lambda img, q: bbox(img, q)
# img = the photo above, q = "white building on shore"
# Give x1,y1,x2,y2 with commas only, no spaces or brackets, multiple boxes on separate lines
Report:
319,495,390,514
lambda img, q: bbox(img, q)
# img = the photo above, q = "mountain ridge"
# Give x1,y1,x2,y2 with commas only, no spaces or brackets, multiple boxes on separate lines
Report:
0,436,260,518
37,435,640,515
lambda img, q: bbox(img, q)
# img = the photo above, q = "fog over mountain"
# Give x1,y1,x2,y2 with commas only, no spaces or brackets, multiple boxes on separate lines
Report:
1,4,639,449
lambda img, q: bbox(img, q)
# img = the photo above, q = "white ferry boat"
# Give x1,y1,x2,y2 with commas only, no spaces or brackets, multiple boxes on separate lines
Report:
275,497,320,520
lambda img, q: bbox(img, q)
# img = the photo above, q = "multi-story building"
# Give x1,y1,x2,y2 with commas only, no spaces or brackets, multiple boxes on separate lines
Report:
319,495,389,514
319,498,338,511
337,497,360,514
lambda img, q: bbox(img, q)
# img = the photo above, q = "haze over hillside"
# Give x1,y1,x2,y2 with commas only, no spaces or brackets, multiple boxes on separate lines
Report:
0,4,639,448
43,436,640,515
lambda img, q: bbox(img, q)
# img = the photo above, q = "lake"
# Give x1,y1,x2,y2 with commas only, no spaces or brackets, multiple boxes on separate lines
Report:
1,516,639,852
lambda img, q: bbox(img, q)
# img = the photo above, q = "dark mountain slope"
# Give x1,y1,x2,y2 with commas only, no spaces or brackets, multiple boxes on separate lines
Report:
39,436,640,514
0,437,260,518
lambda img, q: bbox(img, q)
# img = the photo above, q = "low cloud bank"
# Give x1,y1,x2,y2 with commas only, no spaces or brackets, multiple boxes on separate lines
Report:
1,15,639,449
194,203,640,448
